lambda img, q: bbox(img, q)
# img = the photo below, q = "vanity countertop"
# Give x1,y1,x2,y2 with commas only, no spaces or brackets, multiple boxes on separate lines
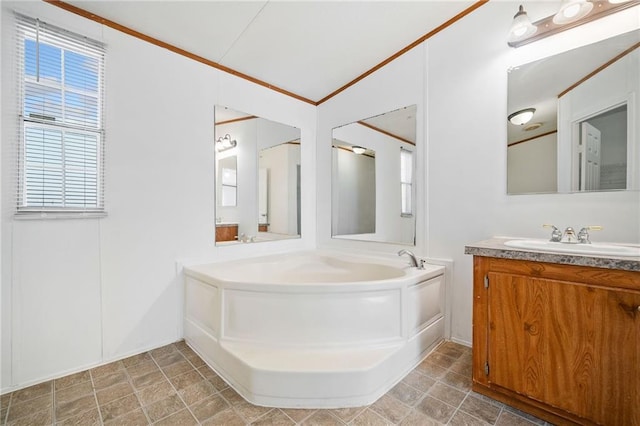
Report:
465,237,640,272
215,222,238,227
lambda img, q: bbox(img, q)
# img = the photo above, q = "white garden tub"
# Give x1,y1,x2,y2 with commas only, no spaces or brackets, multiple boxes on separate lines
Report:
183,250,446,408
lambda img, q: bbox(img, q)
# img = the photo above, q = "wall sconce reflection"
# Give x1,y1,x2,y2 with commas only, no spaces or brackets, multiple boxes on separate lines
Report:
216,134,237,152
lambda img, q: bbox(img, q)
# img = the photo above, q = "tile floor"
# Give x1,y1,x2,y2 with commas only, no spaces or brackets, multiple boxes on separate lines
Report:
0,341,550,425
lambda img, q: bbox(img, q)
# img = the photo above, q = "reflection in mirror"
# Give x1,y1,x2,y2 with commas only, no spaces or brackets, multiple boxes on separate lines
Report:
214,106,301,245
218,156,237,206
332,141,376,235
331,105,416,245
507,29,639,195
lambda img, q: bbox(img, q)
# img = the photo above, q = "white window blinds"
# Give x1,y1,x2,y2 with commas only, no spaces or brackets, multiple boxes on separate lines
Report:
400,148,413,216
16,13,105,214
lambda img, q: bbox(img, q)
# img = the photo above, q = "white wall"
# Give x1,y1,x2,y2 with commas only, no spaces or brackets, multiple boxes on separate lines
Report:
1,1,316,392
424,3,639,345
507,133,557,194
318,2,640,346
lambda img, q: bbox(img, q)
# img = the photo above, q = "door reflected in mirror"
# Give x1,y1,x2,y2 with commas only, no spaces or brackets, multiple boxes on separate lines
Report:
507,29,639,195
214,106,301,244
331,105,417,245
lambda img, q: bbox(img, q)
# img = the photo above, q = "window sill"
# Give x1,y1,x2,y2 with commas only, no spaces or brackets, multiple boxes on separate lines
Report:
14,211,108,220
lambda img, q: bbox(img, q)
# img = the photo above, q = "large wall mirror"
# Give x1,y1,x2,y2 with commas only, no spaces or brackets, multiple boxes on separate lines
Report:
507,29,639,195
332,105,417,245
214,106,301,245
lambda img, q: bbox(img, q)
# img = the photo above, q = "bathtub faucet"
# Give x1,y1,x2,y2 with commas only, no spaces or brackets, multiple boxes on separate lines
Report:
397,249,424,269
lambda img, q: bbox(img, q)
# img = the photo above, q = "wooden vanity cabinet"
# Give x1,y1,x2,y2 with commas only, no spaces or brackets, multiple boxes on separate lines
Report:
215,224,238,242
472,256,640,426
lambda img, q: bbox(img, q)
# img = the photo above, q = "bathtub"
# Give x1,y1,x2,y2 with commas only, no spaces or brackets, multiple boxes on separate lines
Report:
183,250,446,408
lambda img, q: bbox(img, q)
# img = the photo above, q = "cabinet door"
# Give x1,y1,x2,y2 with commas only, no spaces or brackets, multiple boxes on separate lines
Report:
487,272,640,425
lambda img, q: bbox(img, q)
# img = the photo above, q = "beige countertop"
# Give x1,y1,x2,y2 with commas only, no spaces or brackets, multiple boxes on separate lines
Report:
465,237,640,272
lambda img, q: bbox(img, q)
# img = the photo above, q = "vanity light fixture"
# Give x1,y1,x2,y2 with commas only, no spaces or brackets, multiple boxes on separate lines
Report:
507,5,537,45
507,0,640,48
508,108,536,125
216,134,237,152
351,146,366,155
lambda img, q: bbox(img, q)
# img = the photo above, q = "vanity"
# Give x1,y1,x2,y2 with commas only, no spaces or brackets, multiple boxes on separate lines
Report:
465,238,640,425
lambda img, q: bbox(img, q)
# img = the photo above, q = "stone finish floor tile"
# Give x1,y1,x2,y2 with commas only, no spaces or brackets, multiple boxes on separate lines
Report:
0,340,549,425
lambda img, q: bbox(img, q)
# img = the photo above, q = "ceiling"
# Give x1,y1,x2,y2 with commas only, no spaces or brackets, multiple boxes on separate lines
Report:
64,0,478,103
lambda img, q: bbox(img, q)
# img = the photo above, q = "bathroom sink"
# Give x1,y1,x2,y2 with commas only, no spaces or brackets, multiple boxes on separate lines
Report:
503,239,640,257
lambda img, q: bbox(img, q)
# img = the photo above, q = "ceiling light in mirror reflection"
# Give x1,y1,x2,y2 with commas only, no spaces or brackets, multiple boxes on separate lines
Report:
508,108,536,125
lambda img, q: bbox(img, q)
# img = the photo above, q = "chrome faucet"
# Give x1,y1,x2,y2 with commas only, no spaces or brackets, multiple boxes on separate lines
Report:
577,225,603,244
543,224,562,242
544,224,602,244
398,249,424,269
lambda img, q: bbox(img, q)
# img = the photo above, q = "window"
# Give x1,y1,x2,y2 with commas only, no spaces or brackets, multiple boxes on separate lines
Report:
400,148,413,216
16,14,105,214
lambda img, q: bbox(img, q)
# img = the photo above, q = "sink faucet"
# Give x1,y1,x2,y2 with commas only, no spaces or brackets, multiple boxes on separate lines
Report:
398,249,424,269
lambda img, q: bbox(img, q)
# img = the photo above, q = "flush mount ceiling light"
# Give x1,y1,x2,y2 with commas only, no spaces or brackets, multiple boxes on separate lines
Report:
351,146,366,155
216,134,237,152
507,0,639,48
508,108,536,125
553,0,594,24
507,5,537,44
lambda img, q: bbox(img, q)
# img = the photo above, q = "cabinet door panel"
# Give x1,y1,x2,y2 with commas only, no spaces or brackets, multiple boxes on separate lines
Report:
488,272,640,425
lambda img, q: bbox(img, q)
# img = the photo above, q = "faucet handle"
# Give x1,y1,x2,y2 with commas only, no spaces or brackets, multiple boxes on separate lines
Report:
543,224,562,242
577,225,602,244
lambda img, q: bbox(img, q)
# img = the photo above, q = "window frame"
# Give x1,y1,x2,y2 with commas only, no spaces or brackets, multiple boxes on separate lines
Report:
16,13,106,217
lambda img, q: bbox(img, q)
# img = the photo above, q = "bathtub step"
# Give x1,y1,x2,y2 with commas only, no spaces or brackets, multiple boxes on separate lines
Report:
220,341,403,373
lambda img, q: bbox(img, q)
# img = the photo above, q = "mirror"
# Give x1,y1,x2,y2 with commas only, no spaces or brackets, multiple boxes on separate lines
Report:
214,106,301,244
331,105,417,245
507,29,639,194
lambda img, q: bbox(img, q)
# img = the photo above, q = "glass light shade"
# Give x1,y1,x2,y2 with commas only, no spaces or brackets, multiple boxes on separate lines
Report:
508,108,536,125
507,5,537,43
351,146,366,155
216,134,237,151
553,0,594,24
